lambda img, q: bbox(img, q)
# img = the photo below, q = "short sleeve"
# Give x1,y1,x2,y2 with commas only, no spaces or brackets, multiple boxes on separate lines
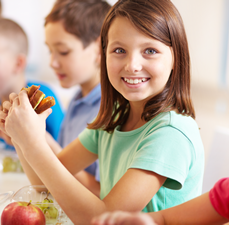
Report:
209,178,229,219
78,128,99,155
130,126,193,190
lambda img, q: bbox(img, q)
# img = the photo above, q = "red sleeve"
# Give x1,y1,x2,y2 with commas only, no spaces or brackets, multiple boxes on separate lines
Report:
209,178,229,219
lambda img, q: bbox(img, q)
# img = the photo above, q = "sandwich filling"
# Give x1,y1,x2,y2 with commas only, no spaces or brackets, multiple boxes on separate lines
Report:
28,86,46,110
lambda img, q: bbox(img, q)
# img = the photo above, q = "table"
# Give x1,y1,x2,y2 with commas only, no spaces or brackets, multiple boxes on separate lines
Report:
0,172,30,224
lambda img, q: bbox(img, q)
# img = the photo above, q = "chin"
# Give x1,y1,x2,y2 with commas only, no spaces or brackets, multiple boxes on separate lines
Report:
59,82,72,89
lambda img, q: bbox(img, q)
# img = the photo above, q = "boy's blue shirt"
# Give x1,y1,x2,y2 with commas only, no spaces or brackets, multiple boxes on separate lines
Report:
58,84,101,181
0,80,64,150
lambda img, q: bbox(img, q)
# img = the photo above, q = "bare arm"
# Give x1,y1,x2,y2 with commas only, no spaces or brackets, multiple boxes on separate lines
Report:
3,91,167,224
151,192,229,225
25,143,166,224
74,170,100,197
1,94,100,196
45,131,62,155
44,132,101,196
91,192,229,225
12,140,44,185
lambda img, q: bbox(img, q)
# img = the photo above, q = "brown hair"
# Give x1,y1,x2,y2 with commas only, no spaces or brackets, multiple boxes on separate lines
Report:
88,0,195,132
0,18,28,55
0,0,2,16
45,0,111,48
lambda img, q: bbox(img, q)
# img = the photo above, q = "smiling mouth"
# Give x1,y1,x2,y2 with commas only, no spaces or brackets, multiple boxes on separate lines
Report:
122,77,150,84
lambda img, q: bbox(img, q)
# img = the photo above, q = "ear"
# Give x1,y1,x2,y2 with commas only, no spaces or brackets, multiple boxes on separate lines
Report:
13,54,27,74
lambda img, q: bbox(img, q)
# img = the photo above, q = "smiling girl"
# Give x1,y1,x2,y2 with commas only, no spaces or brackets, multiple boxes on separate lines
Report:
0,0,204,224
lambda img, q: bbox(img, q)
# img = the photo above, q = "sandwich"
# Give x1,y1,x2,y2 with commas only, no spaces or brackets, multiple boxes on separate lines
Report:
21,85,55,114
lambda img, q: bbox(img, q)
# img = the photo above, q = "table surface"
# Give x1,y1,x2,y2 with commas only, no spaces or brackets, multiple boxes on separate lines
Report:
0,172,30,223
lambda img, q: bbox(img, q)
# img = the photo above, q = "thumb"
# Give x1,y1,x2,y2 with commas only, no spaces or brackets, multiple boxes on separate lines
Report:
39,108,52,120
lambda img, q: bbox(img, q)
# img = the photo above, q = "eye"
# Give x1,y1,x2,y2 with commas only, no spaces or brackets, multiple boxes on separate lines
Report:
60,52,69,56
114,48,126,54
145,49,157,55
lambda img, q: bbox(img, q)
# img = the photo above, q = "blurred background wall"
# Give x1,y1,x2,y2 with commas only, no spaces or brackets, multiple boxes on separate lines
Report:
1,0,229,159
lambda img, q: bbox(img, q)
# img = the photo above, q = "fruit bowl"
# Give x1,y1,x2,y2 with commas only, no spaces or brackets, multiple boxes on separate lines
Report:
10,185,74,225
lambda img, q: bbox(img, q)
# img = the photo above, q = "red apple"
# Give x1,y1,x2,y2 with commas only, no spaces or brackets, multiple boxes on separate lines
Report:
1,201,46,225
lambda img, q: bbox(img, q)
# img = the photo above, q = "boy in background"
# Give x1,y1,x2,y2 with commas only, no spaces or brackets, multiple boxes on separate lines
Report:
0,18,64,149
43,0,111,196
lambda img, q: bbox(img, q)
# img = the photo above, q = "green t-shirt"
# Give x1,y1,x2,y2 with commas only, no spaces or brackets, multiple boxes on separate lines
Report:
79,111,205,212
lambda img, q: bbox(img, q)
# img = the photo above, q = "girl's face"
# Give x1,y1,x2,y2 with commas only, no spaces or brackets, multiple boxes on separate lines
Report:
45,21,100,89
106,17,174,104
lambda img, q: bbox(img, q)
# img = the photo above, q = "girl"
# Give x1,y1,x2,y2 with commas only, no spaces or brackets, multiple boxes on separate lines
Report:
0,0,205,224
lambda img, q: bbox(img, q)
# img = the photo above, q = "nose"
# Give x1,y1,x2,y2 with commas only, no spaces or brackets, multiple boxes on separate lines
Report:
124,53,142,73
49,54,60,69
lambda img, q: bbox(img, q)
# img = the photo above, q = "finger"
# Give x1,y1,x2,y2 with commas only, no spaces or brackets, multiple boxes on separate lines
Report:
9,92,18,104
18,90,31,108
0,110,7,121
0,120,6,133
12,96,20,108
2,101,12,112
39,108,52,120
123,213,156,225
108,211,127,224
2,133,13,146
91,212,111,225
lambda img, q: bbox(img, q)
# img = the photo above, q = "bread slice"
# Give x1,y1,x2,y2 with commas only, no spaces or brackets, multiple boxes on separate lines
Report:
35,96,55,114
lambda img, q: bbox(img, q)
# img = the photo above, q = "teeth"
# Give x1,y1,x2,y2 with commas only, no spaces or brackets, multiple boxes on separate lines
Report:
124,78,147,84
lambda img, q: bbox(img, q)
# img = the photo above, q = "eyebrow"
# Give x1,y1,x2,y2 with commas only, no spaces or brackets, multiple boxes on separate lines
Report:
44,42,67,47
108,40,160,48
108,41,125,46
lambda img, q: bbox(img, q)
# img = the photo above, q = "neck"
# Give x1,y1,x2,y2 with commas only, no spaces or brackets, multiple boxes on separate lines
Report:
80,70,100,97
121,101,146,132
1,73,26,103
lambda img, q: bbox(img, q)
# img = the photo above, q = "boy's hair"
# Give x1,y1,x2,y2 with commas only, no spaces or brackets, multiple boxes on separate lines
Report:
0,18,28,55
88,0,195,132
45,0,111,48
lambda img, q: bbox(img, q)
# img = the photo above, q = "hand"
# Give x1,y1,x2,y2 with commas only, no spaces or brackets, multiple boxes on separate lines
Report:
0,130,13,146
91,211,157,225
3,91,52,151
0,100,12,137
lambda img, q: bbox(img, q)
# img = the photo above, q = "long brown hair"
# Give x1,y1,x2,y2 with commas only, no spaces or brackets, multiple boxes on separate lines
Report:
45,0,111,48
88,0,195,132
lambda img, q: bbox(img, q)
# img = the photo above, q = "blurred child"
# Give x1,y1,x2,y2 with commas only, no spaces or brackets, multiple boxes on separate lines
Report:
91,177,229,225
0,18,64,148
0,0,205,224
43,0,111,195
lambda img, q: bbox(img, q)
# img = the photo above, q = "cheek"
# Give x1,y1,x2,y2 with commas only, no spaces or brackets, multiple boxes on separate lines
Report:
107,56,120,78
0,64,13,78
150,59,172,80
